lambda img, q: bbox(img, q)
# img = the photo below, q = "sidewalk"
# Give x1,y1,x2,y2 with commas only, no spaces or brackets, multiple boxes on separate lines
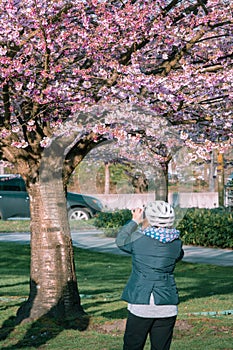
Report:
0,230,233,267
71,230,233,267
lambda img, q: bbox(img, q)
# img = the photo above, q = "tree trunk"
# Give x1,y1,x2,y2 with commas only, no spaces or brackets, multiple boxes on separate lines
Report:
217,152,224,206
155,162,169,202
104,162,110,194
16,177,86,325
209,151,216,192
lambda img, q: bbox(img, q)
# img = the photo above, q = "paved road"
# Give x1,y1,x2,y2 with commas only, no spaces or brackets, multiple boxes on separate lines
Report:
0,230,233,267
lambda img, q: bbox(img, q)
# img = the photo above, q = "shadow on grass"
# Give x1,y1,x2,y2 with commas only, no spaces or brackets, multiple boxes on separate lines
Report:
0,281,29,289
176,262,233,303
0,315,17,343
101,307,127,319
0,302,23,312
0,280,89,349
0,314,89,349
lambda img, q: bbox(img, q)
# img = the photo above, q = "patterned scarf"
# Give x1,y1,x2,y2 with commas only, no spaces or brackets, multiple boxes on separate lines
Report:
143,226,180,243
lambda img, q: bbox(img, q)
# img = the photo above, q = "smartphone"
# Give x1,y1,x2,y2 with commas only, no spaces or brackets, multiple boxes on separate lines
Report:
142,209,146,219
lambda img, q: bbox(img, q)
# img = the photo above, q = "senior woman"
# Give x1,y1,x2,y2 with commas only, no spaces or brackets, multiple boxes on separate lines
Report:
116,201,184,350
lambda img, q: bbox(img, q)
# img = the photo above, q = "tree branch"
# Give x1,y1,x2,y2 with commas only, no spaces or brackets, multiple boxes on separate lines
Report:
197,0,209,15
1,83,11,126
162,29,206,75
63,133,107,183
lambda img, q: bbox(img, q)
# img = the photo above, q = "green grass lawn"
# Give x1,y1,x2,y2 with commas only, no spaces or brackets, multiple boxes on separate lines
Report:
0,219,31,232
0,219,96,233
0,241,232,349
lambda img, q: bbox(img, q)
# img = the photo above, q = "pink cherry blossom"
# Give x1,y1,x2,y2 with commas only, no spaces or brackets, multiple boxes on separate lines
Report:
0,0,232,165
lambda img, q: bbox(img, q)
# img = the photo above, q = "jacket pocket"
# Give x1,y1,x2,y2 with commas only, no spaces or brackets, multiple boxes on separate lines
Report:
153,284,179,305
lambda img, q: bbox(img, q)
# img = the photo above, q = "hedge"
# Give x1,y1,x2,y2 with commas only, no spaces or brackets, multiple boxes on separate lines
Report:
177,207,233,249
94,207,233,249
94,209,132,237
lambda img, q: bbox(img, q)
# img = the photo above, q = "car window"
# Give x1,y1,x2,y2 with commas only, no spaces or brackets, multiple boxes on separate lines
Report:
0,176,26,192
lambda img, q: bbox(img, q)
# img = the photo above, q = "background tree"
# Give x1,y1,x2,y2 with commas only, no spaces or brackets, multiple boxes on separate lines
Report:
0,0,232,325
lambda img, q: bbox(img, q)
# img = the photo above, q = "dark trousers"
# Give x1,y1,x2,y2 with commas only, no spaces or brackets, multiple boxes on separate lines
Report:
123,311,177,350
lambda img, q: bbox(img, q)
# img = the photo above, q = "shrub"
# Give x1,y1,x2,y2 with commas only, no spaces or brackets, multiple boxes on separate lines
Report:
94,209,132,237
94,207,233,248
177,207,233,249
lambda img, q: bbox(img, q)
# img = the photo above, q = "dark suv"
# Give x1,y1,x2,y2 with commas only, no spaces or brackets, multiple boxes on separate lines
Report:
0,174,103,220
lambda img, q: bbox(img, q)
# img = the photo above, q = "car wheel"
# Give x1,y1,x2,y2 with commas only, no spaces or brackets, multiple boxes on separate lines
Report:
68,208,90,220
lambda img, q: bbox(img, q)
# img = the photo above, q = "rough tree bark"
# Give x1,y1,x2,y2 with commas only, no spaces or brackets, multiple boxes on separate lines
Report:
16,174,86,325
13,135,98,326
18,179,84,321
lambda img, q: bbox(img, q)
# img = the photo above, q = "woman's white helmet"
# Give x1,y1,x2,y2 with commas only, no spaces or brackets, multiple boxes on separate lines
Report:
145,200,175,227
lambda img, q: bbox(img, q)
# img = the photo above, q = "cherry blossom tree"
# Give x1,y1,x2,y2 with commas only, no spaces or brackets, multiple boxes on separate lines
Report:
0,0,232,324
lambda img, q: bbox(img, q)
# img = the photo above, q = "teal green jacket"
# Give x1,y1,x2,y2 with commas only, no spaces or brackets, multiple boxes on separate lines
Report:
116,220,184,305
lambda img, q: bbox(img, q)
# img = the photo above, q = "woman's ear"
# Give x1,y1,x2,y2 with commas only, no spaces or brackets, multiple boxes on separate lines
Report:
141,218,149,230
